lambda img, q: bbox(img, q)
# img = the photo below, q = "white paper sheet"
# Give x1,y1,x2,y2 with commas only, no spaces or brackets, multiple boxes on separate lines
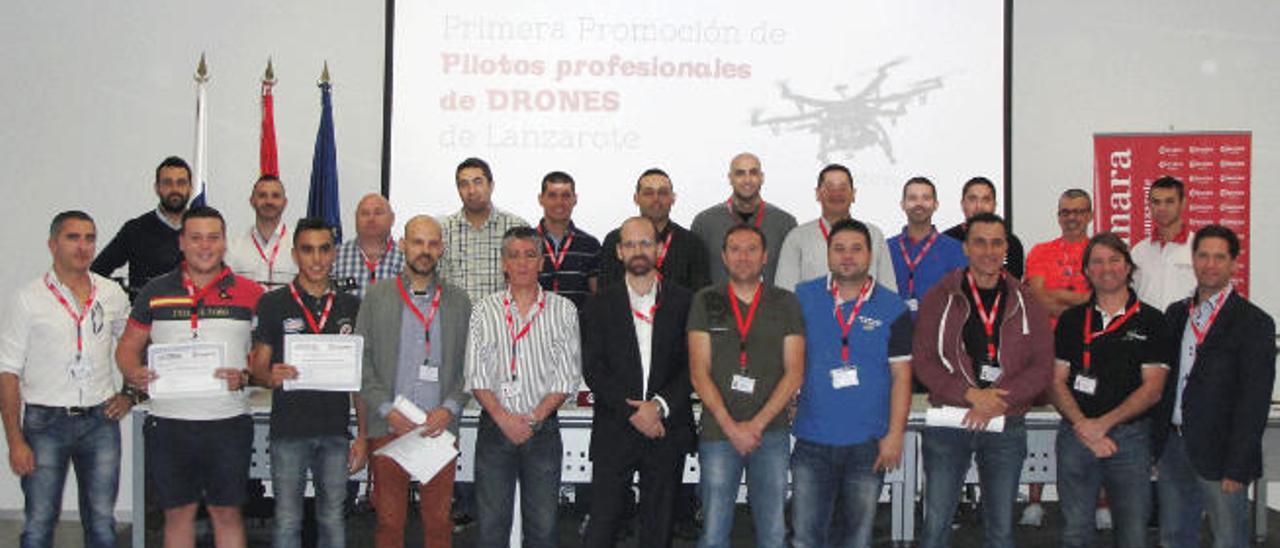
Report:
374,428,459,483
147,341,227,398
283,334,363,392
924,405,1006,432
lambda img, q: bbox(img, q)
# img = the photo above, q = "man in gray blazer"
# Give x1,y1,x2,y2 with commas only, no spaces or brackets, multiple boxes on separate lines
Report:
358,215,472,548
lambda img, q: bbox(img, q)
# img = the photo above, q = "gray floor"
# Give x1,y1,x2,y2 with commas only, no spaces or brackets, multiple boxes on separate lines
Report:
11,502,1280,547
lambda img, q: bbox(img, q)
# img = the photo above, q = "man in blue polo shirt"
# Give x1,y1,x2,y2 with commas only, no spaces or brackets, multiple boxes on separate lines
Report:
792,219,913,548
886,177,966,313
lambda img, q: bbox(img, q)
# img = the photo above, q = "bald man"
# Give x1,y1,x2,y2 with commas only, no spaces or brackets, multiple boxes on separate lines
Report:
691,152,797,287
332,193,405,297
359,215,473,548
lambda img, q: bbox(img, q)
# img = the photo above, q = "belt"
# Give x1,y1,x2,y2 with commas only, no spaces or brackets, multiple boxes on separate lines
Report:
28,403,97,417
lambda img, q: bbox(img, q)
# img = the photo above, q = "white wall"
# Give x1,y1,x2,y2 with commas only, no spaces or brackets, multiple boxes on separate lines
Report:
1,0,1276,519
0,0,385,518
1010,1,1280,317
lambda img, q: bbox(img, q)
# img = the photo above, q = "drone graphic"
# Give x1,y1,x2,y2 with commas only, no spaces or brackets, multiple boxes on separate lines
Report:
750,59,943,164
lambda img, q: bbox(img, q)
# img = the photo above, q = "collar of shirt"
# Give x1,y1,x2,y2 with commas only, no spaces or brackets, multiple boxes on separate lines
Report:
252,223,286,248
454,207,497,230
154,208,182,230
505,285,546,323
826,273,877,307
626,277,658,308
1193,285,1232,322
1154,224,1191,246
1092,291,1138,328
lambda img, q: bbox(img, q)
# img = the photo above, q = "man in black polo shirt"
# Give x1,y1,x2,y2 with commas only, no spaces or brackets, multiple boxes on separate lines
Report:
1048,233,1170,548
92,156,192,300
598,168,712,292
249,218,367,548
535,170,600,308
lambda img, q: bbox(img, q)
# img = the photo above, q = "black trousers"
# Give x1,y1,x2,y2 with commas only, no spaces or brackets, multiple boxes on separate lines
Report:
583,439,686,548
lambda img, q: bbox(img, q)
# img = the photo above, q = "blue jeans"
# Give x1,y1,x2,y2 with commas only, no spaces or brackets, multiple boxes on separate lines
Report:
920,417,1026,548
20,403,121,548
790,437,883,548
1056,419,1151,548
697,428,790,548
1158,430,1249,548
474,412,562,548
270,435,350,548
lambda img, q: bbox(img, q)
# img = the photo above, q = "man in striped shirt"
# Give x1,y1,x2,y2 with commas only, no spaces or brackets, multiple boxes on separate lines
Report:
464,226,582,547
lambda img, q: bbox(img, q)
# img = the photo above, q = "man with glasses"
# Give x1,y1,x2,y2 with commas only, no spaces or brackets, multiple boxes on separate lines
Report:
1021,188,1095,526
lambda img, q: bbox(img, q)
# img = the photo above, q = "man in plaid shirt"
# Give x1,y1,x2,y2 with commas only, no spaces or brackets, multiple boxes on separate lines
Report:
439,157,528,304
331,193,405,298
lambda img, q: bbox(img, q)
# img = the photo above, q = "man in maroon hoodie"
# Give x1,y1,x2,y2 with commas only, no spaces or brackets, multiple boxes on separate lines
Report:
913,212,1054,548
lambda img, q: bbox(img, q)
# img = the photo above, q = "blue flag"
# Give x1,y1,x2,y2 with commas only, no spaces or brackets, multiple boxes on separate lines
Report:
307,81,342,242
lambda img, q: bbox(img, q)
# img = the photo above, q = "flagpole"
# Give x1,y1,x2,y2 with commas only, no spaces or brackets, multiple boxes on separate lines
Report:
192,53,209,207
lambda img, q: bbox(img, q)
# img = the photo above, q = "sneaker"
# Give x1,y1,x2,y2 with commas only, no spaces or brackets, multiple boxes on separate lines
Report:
1096,507,1113,530
1019,503,1045,527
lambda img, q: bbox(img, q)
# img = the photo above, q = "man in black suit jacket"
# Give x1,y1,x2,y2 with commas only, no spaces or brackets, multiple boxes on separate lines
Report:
582,216,696,547
1154,225,1275,548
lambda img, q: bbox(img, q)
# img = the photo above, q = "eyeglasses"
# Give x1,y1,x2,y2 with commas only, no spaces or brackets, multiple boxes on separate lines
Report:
1058,208,1091,217
619,239,656,250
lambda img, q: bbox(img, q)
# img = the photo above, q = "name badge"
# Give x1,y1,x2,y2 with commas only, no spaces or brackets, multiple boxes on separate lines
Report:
831,365,860,389
418,365,439,382
68,356,93,382
730,374,756,395
1073,374,1098,395
905,298,919,312
500,381,519,400
979,364,1002,383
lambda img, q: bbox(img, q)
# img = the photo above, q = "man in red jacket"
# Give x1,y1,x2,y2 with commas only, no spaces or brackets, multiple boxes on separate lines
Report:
912,212,1054,548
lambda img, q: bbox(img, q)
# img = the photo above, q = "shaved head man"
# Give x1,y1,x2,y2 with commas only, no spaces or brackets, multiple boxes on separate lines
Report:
691,152,798,287
331,193,405,297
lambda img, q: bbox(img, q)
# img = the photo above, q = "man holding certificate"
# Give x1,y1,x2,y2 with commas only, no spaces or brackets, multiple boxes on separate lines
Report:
249,218,367,548
911,213,1053,548
358,215,472,548
116,206,263,548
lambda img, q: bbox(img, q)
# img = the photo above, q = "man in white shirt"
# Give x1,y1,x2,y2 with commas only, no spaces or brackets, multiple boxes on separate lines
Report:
1131,176,1196,312
226,175,296,290
0,210,133,548
774,163,897,292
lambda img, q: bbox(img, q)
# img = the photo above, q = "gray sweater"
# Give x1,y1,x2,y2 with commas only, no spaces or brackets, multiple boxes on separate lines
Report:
357,273,472,438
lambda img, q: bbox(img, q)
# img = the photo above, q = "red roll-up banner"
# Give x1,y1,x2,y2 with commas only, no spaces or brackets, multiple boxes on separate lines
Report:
1093,132,1251,297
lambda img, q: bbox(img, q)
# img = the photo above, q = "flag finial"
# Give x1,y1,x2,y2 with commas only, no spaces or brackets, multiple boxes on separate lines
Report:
263,57,275,85
194,53,209,83
319,61,330,86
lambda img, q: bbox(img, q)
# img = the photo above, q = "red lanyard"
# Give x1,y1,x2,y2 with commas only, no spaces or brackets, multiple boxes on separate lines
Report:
1082,299,1141,372
898,228,939,298
819,218,831,242
965,271,1003,360
726,198,765,229
503,289,547,379
1188,289,1230,347
655,230,674,271
361,238,394,282
538,225,575,292
396,277,442,358
44,274,96,360
728,283,764,371
631,283,661,324
182,264,233,338
288,282,335,334
831,277,873,363
252,224,287,277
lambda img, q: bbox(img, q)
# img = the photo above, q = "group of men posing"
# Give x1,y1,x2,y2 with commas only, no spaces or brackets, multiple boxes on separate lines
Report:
0,151,1272,548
